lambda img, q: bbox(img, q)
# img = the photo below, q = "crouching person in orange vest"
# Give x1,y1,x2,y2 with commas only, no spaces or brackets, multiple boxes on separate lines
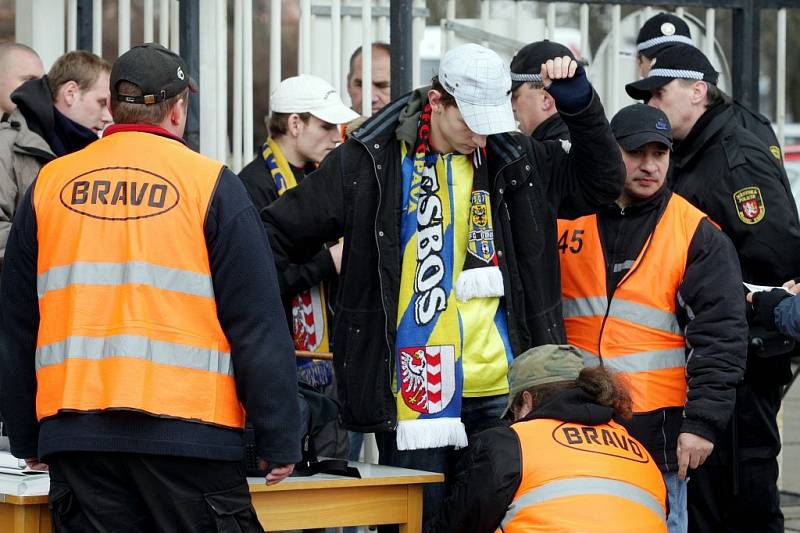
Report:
427,344,667,533
0,43,301,532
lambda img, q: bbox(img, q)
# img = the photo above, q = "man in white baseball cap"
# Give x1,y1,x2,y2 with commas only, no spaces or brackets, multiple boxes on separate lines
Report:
239,74,357,464
261,42,624,530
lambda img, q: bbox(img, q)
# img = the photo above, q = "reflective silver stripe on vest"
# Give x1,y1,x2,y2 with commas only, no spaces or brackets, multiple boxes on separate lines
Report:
501,477,666,528
563,297,681,336
580,347,685,374
38,262,214,299
36,335,233,376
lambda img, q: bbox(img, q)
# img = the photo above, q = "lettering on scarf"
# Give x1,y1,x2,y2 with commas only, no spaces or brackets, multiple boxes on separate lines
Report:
414,164,447,325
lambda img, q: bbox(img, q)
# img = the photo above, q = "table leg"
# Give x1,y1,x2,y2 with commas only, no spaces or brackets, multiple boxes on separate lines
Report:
399,485,423,533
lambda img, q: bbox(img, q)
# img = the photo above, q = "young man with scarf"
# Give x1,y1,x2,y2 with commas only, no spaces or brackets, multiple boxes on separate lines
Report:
262,42,624,527
239,74,358,459
626,44,800,533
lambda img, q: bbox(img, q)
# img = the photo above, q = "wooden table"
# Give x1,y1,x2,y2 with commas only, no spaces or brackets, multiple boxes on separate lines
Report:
0,461,443,533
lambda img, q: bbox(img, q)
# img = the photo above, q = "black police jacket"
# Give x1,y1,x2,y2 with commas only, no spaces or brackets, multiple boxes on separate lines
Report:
262,88,624,432
669,102,800,457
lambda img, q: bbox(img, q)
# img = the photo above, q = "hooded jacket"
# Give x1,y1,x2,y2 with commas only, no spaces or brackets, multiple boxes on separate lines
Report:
262,86,623,432
0,77,98,269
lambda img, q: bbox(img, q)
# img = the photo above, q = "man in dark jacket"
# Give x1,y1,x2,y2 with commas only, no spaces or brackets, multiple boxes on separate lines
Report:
0,43,300,532
0,50,112,274
558,103,746,532
510,40,572,143
627,43,800,533
635,12,784,167
262,43,623,527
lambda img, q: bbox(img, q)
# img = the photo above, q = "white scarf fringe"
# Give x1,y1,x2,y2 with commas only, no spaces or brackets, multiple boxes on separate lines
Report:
396,418,469,451
455,266,505,302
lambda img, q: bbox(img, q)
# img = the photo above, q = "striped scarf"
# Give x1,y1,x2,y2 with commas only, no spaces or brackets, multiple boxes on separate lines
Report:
394,105,503,450
261,138,332,388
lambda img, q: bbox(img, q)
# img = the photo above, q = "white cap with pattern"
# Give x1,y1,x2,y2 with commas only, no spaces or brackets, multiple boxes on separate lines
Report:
438,43,516,136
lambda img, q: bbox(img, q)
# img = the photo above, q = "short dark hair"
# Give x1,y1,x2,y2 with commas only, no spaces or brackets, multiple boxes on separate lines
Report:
47,50,110,101
347,42,391,80
111,81,188,125
429,76,457,108
268,111,311,138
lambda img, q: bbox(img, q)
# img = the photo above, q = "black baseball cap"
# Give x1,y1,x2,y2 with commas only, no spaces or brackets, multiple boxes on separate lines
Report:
625,44,718,101
636,12,692,59
611,104,672,151
111,43,198,105
510,40,575,91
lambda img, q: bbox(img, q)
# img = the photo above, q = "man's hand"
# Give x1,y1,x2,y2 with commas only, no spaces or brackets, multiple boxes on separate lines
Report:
676,433,713,481
329,242,343,274
540,55,578,89
258,459,294,485
783,279,800,294
25,458,48,471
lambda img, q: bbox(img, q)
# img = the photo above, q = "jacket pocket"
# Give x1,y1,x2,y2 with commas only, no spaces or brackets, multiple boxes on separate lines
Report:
48,480,86,532
203,484,262,533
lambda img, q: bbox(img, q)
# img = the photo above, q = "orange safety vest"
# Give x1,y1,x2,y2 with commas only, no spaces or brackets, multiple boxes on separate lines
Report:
500,418,667,533
33,130,245,429
558,194,707,413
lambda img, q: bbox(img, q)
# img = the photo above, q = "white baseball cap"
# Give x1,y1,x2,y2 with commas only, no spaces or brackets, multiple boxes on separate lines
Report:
270,74,359,125
438,44,516,136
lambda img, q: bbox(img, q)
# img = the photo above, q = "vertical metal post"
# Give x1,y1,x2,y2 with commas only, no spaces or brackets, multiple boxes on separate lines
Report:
331,0,341,96
180,0,201,150
77,0,93,51
234,0,243,171
299,0,311,74
270,0,282,94
704,8,715,59
361,0,373,117
243,0,253,161
118,0,131,55
776,8,787,148
159,0,170,46
67,0,78,51
144,0,155,43
732,0,759,110
390,0,413,99
92,0,102,56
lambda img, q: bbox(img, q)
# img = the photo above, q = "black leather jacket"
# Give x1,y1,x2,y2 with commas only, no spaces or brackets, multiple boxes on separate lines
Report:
262,88,623,432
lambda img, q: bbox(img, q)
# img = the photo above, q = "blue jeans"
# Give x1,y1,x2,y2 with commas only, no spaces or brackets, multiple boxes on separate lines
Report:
663,472,688,533
374,394,508,532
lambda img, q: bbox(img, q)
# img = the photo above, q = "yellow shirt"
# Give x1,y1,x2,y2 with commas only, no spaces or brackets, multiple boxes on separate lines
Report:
444,153,511,397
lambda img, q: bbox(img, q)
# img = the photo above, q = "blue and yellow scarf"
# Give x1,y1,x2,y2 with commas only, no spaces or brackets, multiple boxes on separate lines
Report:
394,105,503,450
262,138,332,388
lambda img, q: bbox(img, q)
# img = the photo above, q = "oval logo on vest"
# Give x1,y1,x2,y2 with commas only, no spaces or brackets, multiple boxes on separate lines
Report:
60,167,180,221
552,422,650,463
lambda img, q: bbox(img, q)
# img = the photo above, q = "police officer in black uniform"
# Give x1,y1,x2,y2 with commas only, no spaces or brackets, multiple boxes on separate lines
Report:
626,43,800,533
635,12,785,167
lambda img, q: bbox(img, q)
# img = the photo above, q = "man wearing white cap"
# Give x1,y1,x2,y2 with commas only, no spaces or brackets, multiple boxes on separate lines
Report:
240,74,358,461
262,43,623,528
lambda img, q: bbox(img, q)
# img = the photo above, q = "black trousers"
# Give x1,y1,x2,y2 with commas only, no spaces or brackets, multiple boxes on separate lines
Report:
47,452,263,533
687,457,783,533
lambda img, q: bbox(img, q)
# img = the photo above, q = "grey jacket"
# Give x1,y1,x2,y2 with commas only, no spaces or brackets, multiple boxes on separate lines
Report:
0,109,55,261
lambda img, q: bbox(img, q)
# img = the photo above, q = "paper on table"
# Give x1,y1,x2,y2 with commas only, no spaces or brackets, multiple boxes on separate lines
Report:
743,282,794,295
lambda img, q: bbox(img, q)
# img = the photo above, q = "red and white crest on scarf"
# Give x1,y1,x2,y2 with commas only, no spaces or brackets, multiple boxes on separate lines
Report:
399,345,456,414
292,287,325,351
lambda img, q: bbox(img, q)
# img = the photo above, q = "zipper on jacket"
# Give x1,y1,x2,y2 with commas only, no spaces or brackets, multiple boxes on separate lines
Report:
354,137,395,429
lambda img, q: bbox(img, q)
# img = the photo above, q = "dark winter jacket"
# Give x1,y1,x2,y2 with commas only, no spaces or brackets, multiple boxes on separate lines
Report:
262,86,624,432
669,102,800,459
591,187,746,471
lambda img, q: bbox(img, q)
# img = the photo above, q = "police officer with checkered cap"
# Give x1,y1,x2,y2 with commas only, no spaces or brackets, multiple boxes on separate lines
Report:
627,42,800,533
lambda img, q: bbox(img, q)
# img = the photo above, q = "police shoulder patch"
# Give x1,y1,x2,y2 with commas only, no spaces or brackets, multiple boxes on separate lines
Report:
733,186,766,224
769,145,782,160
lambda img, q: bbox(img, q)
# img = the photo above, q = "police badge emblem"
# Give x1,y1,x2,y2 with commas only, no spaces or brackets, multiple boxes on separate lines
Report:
398,345,456,414
769,145,782,160
466,190,495,263
661,22,676,36
734,186,766,224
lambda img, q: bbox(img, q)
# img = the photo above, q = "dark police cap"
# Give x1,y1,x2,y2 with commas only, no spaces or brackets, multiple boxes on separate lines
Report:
625,44,718,102
111,43,198,105
510,40,575,91
636,12,692,59
611,104,672,151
